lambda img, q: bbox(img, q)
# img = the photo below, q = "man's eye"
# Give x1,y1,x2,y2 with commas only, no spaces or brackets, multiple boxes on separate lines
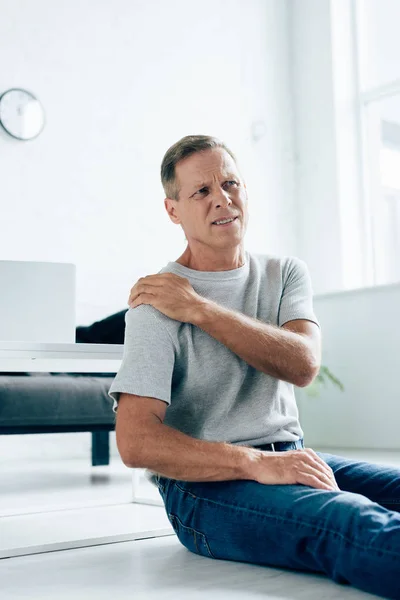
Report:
197,188,208,194
226,180,238,187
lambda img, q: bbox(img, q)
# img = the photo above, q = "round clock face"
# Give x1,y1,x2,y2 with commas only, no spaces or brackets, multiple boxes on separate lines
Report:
0,88,45,140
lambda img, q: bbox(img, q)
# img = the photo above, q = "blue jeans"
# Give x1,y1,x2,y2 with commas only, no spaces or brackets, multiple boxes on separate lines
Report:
155,439,400,599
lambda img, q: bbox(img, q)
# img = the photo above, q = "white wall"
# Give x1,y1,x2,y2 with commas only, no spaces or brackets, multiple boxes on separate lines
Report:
296,282,400,450
0,0,296,326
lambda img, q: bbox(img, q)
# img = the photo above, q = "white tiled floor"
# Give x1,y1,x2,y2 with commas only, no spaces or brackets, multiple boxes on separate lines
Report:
1,448,399,599
1,535,382,600
0,456,159,516
0,502,174,559
0,456,169,559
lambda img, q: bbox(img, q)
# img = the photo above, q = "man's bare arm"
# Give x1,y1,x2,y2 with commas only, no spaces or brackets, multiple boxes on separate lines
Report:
116,395,338,491
116,393,256,480
193,301,320,387
128,422,259,481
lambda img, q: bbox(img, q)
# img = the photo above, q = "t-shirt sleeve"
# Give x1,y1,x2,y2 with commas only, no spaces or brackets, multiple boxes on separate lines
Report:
278,257,320,328
108,306,175,413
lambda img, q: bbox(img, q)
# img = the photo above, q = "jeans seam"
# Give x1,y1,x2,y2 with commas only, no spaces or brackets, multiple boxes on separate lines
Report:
173,482,400,560
169,512,216,558
155,475,166,493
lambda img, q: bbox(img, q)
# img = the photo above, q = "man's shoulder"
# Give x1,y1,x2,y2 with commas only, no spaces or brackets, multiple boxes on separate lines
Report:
125,304,173,327
249,253,309,288
124,304,179,346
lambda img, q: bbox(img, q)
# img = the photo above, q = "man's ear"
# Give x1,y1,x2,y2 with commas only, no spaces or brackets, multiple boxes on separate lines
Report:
164,198,181,225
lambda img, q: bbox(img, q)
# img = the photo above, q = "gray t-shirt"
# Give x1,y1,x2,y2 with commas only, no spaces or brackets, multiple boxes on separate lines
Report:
108,251,320,484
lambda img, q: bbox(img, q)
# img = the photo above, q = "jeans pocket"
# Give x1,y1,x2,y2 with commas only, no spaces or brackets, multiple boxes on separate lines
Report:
168,513,214,559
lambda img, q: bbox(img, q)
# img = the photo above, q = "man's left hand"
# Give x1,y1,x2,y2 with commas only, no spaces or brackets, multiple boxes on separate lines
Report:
128,273,207,324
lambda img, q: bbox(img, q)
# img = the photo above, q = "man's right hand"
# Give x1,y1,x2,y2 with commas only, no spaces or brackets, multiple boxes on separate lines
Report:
251,448,340,491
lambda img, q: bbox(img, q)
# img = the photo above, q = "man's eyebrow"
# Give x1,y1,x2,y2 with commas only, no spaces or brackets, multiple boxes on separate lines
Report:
192,181,208,190
190,175,238,192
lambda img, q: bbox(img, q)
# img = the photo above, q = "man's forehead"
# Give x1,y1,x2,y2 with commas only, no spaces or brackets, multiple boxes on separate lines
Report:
177,149,238,188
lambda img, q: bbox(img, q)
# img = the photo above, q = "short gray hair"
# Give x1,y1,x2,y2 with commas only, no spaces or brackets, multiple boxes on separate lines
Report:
160,134,237,200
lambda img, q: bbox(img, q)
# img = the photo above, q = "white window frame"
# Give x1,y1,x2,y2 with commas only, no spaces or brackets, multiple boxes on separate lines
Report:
352,0,400,285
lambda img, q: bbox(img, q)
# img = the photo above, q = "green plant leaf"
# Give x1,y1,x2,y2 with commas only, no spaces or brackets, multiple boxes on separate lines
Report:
303,365,344,397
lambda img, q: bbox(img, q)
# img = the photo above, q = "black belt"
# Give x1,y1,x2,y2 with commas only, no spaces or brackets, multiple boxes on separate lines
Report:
254,438,304,452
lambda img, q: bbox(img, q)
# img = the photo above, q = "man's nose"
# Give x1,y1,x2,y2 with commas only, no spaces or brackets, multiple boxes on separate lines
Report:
214,189,232,207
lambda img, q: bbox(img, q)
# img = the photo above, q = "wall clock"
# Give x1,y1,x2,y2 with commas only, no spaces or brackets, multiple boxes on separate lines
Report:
0,88,45,140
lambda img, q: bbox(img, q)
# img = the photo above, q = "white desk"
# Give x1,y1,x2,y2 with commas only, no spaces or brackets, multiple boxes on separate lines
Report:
0,341,171,558
0,341,123,373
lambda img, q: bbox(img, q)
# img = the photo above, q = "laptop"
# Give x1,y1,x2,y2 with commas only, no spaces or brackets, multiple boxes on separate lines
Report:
0,260,76,343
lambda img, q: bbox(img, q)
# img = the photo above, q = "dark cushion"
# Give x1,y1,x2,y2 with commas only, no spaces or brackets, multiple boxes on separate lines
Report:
0,374,115,428
76,309,128,344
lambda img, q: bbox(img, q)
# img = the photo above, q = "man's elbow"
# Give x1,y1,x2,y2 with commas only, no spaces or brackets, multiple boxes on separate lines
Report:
117,432,148,469
296,360,320,388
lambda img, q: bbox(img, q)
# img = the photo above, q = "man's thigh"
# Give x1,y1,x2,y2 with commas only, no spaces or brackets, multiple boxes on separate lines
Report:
317,451,400,512
159,473,400,574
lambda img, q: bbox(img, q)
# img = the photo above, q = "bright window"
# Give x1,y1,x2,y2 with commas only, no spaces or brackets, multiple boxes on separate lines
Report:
380,146,400,191
357,0,400,90
356,0,400,284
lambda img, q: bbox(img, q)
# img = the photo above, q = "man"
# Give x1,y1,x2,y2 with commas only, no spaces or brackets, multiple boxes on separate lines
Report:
108,135,400,599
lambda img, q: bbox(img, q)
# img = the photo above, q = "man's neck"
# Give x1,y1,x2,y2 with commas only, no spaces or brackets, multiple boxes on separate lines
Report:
175,247,246,272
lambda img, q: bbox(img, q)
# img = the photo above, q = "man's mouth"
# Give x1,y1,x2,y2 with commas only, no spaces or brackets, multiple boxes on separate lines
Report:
212,216,239,226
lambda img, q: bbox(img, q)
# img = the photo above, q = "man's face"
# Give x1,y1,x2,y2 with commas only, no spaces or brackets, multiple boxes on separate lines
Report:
165,148,249,249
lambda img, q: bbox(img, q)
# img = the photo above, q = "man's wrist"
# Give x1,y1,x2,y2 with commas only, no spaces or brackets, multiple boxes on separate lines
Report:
191,298,217,327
